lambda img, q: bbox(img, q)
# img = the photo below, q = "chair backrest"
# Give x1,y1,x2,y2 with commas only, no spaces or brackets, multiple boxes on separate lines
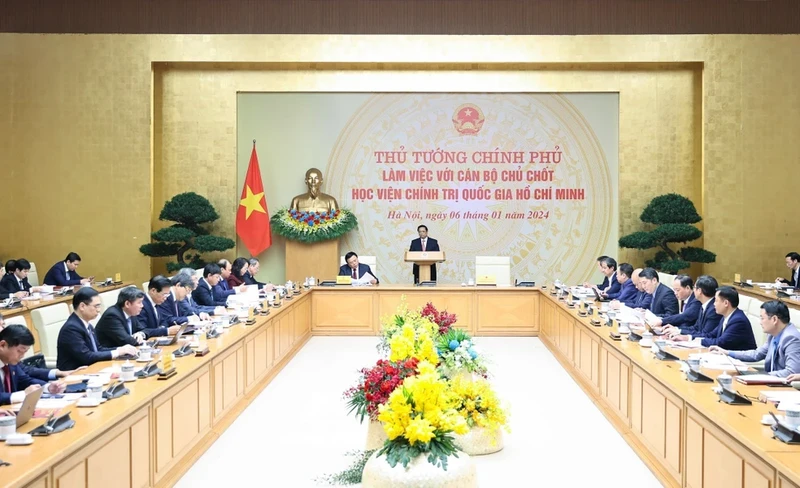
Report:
142,281,149,292
741,297,766,348
99,289,121,315
27,262,40,287
30,303,70,368
339,256,377,278
195,268,204,278
475,256,511,287
789,308,800,330
3,316,35,359
657,272,676,287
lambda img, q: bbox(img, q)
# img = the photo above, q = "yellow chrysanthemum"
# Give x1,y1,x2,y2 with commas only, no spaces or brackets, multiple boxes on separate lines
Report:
406,417,436,445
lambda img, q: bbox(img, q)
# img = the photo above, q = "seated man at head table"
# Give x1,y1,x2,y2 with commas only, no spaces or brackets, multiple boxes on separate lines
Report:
670,286,757,351
583,256,620,297
95,285,151,348
338,252,379,285
663,275,722,339
42,251,93,287
214,259,247,304
177,268,227,316
157,272,211,325
0,324,67,405
777,251,800,288
0,258,46,298
136,276,183,337
56,288,138,371
637,268,679,317
193,263,228,307
0,314,84,381
647,274,700,329
709,300,800,377
609,263,637,308
244,258,270,288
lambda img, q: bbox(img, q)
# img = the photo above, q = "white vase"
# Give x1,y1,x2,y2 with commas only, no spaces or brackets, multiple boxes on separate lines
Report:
453,426,505,455
366,419,388,450
361,449,477,488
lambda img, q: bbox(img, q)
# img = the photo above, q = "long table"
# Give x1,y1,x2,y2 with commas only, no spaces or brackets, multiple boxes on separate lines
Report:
4,286,800,488
729,283,800,311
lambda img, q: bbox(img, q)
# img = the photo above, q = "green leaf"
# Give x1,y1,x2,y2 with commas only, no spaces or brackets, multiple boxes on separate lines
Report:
315,449,376,485
650,223,702,243
619,231,657,250
679,246,716,264
139,242,181,258
166,261,186,273
151,226,196,243
640,193,701,225
159,192,220,225
657,259,691,274
194,235,235,253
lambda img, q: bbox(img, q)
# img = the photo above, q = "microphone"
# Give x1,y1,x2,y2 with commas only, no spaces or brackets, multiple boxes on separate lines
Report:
722,351,751,376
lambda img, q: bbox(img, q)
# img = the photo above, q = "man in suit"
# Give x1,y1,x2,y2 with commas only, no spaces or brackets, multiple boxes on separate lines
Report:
409,225,440,283
674,286,756,350
666,275,722,339
592,257,620,298
139,276,182,337
778,252,800,288
178,268,225,316
244,258,268,288
95,285,148,348
0,324,67,405
0,314,83,381
338,251,379,284
584,256,609,289
638,268,679,317
157,273,205,325
609,263,638,308
711,301,800,377
0,258,44,297
213,259,247,303
193,263,228,307
630,268,653,309
43,252,92,287
650,275,700,328
56,288,137,371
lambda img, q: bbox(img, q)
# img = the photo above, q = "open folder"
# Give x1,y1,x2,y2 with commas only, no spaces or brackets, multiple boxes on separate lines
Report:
352,272,376,286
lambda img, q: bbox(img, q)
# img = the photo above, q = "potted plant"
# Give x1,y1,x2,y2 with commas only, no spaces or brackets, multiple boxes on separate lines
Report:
450,376,510,455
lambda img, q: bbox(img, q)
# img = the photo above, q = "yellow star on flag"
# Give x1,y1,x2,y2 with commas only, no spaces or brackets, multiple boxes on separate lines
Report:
239,185,266,219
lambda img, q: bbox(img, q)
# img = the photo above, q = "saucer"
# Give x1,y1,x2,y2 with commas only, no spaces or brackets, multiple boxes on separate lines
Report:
5,433,33,446
77,397,101,407
639,340,654,347
136,357,152,363
122,377,137,382
762,414,783,426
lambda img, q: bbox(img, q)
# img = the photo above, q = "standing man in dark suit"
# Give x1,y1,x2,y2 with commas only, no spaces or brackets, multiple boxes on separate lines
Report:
140,276,182,337
56,288,137,371
778,252,800,288
409,225,440,283
665,275,721,338
95,285,148,348
0,324,67,405
0,258,44,297
650,275,700,329
338,252,379,284
43,252,92,287
638,268,679,317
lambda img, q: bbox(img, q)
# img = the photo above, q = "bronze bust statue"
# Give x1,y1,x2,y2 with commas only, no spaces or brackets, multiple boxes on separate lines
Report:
290,168,339,214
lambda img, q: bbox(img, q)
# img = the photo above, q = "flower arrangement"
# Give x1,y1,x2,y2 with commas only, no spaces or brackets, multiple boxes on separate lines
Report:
378,299,439,355
450,376,510,442
376,361,469,470
388,322,439,365
420,302,458,335
269,207,358,243
343,358,420,423
435,329,488,378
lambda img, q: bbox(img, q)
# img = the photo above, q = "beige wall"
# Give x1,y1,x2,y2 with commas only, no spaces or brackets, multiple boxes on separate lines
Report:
0,35,796,284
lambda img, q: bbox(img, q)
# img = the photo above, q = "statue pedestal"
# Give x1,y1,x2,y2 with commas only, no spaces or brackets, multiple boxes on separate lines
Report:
285,239,339,282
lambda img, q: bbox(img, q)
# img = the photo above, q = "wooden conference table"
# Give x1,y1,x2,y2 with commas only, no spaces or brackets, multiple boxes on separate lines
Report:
2,285,799,488
729,283,800,311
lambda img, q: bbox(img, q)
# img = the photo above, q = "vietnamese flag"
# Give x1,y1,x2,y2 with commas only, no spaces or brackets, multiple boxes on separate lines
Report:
236,141,272,255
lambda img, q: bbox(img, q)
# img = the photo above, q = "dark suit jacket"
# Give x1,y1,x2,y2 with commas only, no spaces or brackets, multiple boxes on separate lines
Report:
43,261,83,286
633,290,652,309
95,304,140,348
0,363,45,405
180,295,217,316
604,274,623,299
409,237,440,282
193,278,226,307
661,293,700,327
243,271,265,288
700,308,757,350
680,300,722,337
779,268,800,288
338,263,380,284
0,274,31,294
213,279,236,303
597,275,610,290
22,365,54,382
615,280,639,307
648,282,679,317
56,313,114,371
137,296,169,337
157,292,190,326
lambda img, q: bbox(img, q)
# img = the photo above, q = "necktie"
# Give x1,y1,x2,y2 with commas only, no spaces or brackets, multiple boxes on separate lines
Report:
679,300,684,313
3,365,11,393
88,326,98,352
126,318,132,335
422,239,426,251
351,268,357,279
766,339,778,373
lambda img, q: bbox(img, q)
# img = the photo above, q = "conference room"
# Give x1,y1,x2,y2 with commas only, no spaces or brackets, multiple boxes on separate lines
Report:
1,1,800,487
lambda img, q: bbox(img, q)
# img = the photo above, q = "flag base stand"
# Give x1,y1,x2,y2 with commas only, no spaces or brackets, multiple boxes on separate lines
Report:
285,239,339,283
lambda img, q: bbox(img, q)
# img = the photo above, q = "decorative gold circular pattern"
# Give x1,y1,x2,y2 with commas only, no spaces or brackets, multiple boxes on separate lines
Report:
325,94,614,284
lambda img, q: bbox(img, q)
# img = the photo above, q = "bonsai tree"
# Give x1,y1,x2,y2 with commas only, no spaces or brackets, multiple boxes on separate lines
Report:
619,193,715,274
139,192,235,272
